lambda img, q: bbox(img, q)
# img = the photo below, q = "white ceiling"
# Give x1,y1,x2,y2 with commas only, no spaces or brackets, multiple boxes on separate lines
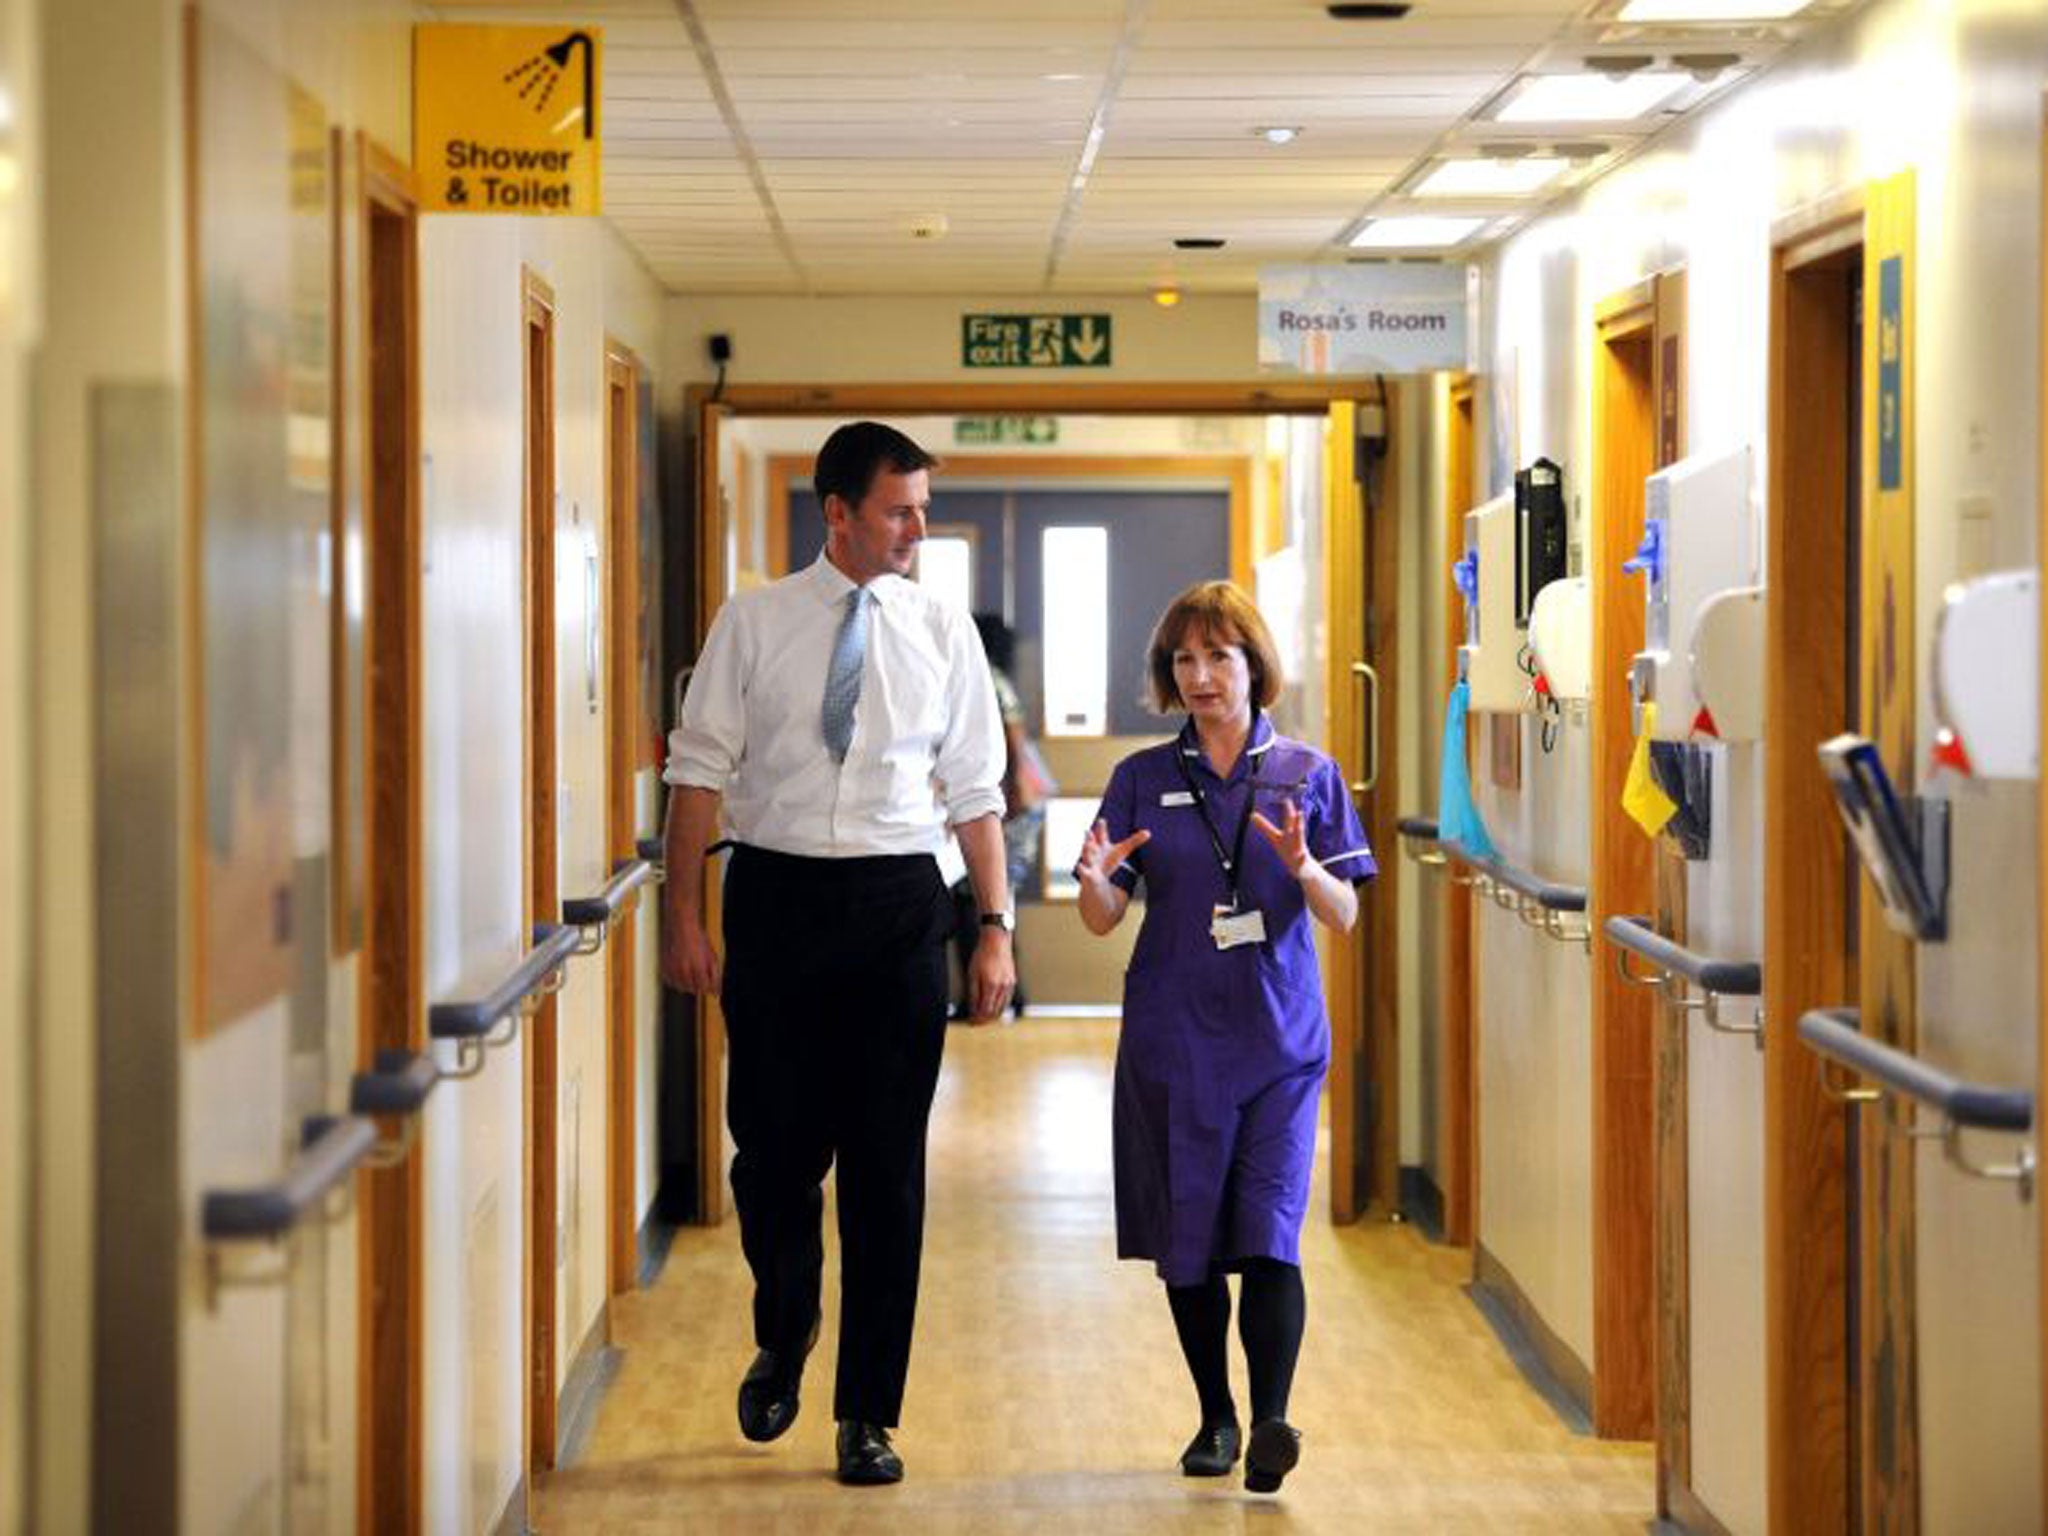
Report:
425,0,1852,295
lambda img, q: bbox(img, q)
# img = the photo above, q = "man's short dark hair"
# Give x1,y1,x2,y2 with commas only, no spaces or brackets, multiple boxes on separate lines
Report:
814,421,939,514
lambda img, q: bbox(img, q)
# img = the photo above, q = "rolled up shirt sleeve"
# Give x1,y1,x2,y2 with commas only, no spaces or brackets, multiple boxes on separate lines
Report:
935,607,1006,827
664,602,748,790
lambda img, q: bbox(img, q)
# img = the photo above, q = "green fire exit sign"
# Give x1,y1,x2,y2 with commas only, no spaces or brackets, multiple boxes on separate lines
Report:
962,313,1112,368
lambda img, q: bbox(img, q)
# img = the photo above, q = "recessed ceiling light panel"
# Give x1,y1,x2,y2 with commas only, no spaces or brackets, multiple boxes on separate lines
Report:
1414,157,1567,197
1494,71,1690,122
1618,0,1809,18
1347,216,1485,250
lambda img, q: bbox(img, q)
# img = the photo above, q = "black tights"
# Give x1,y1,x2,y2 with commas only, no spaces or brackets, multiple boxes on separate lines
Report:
1164,1259,1305,1426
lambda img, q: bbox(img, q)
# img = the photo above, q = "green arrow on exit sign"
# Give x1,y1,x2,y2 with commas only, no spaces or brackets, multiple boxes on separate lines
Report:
962,313,1113,368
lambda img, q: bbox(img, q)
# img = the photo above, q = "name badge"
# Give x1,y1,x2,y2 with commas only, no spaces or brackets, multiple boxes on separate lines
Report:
1159,790,1196,807
1210,906,1267,950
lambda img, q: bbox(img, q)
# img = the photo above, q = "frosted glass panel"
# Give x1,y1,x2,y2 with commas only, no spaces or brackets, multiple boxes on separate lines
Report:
917,535,972,613
1041,796,1098,900
1042,525,1107,737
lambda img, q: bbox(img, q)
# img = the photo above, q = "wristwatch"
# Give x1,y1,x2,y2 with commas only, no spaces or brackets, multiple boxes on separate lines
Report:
979,909,1016,933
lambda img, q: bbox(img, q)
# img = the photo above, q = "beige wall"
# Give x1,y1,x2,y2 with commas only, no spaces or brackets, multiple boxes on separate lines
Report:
664,291,1257,388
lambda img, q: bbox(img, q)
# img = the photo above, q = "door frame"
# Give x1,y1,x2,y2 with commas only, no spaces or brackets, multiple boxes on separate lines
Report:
602,339,644,1297
690,381,1402,1229
1763,185,1864,1536
1323,390,1402,1221
1440,374,1477,1247
521,267,563,1470
353,134,424,1536
1589,282,1660,1442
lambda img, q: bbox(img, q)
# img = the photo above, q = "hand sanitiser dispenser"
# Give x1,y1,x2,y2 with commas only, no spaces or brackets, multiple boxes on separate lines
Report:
1625,445,1756,740
1456,492,1528,713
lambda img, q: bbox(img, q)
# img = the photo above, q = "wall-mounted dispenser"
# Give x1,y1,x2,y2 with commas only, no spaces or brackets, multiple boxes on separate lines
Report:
1527,575,1593,704
1456,492,1530,713
1931,568,2038,780
1514,457,1568,627
1689,584,1765,742
1624,445,1756,740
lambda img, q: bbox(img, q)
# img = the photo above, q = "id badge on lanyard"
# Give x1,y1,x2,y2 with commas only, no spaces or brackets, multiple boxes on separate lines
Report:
1177,722,1267,953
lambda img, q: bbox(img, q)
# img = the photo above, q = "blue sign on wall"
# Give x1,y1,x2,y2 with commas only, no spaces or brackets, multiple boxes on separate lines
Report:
1877,254,1903,492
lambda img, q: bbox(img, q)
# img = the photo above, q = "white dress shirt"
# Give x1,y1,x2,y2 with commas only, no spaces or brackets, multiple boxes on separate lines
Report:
665,555,1006,857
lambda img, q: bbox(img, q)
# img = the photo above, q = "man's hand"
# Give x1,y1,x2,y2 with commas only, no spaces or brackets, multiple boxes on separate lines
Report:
662,914,722,997
965,928,1016,1024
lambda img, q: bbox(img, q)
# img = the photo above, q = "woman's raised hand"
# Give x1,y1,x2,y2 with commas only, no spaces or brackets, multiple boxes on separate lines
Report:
1251,799,1313,879
1078,818,1150,889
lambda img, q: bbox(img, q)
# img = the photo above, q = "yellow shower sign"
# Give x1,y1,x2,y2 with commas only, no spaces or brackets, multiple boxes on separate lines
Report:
414,24,603,215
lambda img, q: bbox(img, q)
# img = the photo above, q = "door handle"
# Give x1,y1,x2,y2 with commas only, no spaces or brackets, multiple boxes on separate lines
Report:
1350,660,1380,797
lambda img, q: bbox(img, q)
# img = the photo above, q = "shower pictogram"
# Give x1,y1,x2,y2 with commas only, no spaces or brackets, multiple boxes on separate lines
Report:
501,31,596,139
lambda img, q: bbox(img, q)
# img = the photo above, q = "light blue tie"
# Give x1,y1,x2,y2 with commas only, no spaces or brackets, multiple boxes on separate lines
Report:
821,585,872,763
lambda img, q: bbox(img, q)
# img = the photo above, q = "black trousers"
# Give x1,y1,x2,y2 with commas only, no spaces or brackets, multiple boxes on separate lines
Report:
720,844,952,1427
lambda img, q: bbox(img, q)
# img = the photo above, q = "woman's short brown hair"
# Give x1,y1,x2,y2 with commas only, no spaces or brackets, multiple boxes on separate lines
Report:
1145,580,1285,714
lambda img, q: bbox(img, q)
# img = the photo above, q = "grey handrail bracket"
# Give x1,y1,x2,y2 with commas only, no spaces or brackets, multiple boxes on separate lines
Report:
200,1113,380,1307
430,923,583,1079
1444,840,1590,950
636,835,666,881
564,856,659,951
1396,816,1448,868
351,1050,440,1168
1604,915,1763,1047
1798,1006,2035,1201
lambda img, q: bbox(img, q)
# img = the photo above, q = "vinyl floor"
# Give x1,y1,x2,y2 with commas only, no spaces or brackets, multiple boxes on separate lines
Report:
533,1017,1653,1534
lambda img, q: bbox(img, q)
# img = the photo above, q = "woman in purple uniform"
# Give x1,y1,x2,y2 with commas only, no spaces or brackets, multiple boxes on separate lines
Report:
1075,581,1375,1494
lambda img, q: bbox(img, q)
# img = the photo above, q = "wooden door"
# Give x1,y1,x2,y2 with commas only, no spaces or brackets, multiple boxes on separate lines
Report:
1324,391,1401,1221
355,137,423,1536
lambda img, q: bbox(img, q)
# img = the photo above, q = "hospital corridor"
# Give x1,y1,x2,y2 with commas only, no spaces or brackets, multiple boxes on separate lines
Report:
4,0,2048,1532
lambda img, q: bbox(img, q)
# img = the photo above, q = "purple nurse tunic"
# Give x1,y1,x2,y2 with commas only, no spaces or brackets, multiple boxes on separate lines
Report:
1092,714,1376,1286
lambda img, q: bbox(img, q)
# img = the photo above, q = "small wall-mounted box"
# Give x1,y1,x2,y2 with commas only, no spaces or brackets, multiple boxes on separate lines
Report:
1931,568,2037,780
1527,575,1593,704
1626,445,1756,740
1515,457,1569,628
1689,584,1765,742
1456,492,1529,713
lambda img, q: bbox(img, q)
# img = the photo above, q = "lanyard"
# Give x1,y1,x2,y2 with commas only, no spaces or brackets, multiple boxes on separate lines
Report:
1174,716,1262,908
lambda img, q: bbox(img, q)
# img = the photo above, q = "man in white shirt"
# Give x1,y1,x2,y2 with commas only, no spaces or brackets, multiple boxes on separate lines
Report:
661,421,1014,1487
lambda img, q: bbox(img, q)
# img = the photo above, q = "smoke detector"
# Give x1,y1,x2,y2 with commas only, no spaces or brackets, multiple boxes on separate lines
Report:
905,213,950,241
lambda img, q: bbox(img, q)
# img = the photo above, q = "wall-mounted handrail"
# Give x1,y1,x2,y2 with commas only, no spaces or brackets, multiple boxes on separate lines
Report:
350,1049,439,1117
1799,1006,2036,1200
1604,916,1760,995
1798,1007,2033,1131
1396,815,1447,867
350,1049,440,1167
636,834,666,879
428,923,581,1078
1441,840,1590,947
563,856,658,950
1606,915,1763,1045
201,1115,379,1242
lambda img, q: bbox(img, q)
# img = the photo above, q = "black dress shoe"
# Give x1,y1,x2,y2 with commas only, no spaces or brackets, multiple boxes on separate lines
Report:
1244,1418,1301,1494
1178,1420,1241,1477
736,1317,819,1443
835,1420,904,1486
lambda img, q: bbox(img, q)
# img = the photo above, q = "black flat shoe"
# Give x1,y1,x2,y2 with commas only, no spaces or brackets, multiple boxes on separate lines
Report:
835,1420,904,1485
736,1315,819,1443
1244,1418,1300,1493
1178,1420,1241,1477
